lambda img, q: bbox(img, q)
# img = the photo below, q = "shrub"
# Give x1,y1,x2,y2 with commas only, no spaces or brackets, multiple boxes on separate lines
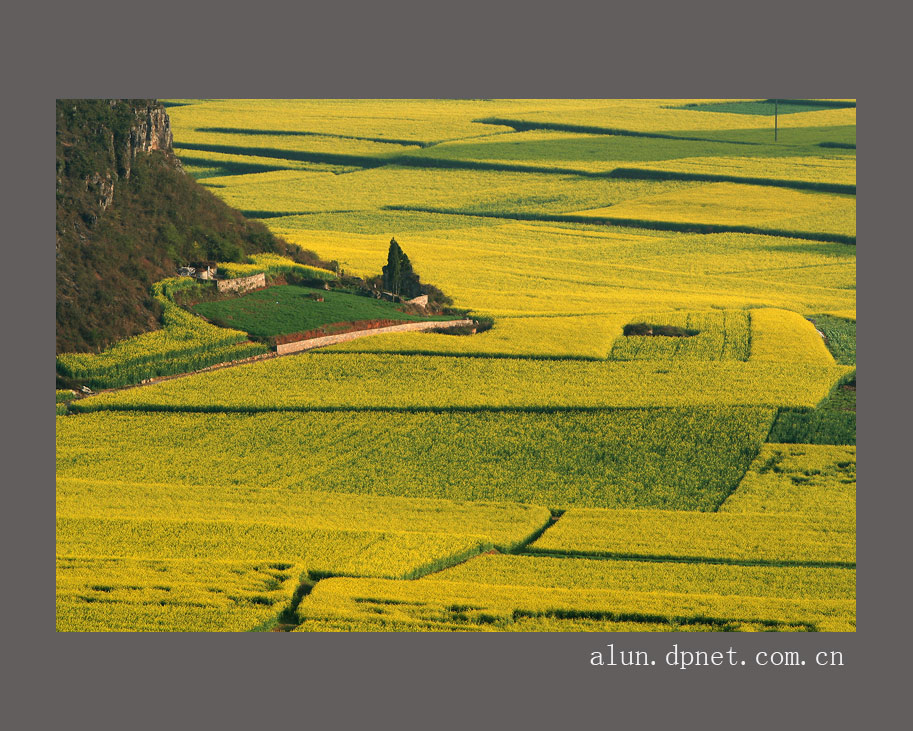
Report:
623,323,697,337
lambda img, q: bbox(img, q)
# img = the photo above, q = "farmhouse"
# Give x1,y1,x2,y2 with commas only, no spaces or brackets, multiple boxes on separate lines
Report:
178,262,218,280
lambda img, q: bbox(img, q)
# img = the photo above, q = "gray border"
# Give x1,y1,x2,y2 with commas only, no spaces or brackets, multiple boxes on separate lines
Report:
15,0,903,727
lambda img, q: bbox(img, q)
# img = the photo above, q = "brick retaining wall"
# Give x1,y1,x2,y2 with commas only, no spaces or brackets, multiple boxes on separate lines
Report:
275,319,474,355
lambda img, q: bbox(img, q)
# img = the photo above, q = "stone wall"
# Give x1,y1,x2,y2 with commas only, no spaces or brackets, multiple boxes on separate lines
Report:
276,319,474,355
216,272,266,294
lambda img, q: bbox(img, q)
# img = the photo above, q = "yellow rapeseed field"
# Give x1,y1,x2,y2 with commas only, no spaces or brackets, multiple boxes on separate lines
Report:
749,308,836,363
71,354,850,411
720,444,856,519
58,99,855,631
430,554,855,601
295,576,854,632
574,182,855,238
530,508,855,564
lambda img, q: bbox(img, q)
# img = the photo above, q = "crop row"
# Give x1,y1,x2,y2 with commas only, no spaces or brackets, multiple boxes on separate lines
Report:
70,353,851,413
167,100,855,153
166,99,551,147
530,508,855,565
767,370,856,445
295,617,725,632
749,308,835,364
720,444,856,519
263,222,856,320
177,148,361,179
57,557,300,632
326,306,845,365
326,314,631,360
57,596,286,633
408,130,855,184
172,126,422,158
217,252,336,280
175,127,856,195
56,511,493,631
430,554,854,600
58,515,488,579
56,278,268,389
767,410,856,445
57,408,773,510
294,577,854,632
471,104,855,140
392,204,856,246
56,483,549,631
572,183,855,240
619,155,855,188
56,477,551,550
609,309,750,361
193,164,695,219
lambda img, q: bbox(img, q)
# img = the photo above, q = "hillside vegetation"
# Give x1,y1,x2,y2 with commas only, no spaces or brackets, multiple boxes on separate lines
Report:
55,99,332,353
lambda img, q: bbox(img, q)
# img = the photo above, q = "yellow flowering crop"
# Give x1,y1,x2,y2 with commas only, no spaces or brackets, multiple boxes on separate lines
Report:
57,409,773,510
531,508,854,565
296,576,854,632
56,278,267,388
217,253,336,280
430,553,854,601
749,308,836,364
59,100,855,632
574,182,855,239
630,155,855,187
269,223,854,318
720,444,855,519
72,353,851,412
609,310,750,361
57,557,301,632
56,476,551,550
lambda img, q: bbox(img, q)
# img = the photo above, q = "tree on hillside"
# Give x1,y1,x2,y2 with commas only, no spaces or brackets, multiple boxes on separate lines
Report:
382,237,421,298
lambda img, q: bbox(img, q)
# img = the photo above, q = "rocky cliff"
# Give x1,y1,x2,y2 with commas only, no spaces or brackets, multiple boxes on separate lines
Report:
56,100,326,353
56,100,174,230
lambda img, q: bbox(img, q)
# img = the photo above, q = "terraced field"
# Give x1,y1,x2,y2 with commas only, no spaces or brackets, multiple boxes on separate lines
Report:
57,409,776,509
191,284,451,341
57,99,855,631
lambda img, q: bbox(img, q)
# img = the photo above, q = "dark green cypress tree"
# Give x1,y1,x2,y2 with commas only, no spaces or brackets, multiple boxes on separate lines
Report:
382,237,403,294
382,237,423,298
398,248,420,298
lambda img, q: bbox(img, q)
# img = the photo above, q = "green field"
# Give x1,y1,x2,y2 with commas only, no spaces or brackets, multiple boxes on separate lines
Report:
768,372,856,445
676,100,856,116
809,314,857,365
57,99,855,632
192,284,449,339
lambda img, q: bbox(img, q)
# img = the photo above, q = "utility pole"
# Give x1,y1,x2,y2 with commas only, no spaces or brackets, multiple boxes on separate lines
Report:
774,99,778,141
